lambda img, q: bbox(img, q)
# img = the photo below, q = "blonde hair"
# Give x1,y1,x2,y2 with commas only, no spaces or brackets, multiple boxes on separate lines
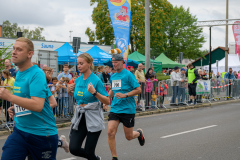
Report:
16,37,34,51
198,69,202,74
97,66,104,72
2,69,11,84
104,66,109,69
78,53,94,70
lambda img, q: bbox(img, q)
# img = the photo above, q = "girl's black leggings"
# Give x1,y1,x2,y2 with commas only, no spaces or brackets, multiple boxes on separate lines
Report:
69,113,101,160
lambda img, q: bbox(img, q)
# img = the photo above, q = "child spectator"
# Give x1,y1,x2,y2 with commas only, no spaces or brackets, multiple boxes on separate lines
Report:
63,77,70,118
145,75,154,108
1,69,15,126
151,91,157,109
155,80,168,107
50,77,59,115
56,77,66,117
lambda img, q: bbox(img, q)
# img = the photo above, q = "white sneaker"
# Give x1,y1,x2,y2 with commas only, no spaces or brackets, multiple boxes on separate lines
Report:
60,135,69,153
96,155,101,160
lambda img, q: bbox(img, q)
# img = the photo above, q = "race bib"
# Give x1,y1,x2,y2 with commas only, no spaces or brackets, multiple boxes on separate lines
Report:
112,80,121,90
14,104,32,117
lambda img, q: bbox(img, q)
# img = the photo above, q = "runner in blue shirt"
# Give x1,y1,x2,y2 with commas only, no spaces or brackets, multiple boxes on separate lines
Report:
107,50,145,160
0,37,58,160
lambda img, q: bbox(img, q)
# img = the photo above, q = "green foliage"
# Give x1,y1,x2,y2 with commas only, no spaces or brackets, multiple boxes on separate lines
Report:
88,0,173,52
86,1,206,61
85,27,96,42
156,73,170,81
165,6,206,60
0,44,13,71
2,20,45,40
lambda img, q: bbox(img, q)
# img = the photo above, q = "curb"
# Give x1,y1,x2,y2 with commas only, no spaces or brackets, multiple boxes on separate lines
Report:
1,99,240,136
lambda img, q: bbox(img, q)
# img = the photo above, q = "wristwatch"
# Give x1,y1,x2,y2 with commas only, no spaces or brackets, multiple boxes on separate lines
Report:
125,93,128,98
92,91,98,96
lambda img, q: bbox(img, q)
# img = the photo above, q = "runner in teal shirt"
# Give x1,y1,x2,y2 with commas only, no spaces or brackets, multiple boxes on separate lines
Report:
1,38,58,160
110,68,140,114
13,65,58,136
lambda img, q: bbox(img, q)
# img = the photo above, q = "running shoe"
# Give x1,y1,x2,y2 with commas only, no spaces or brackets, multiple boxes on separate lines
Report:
96,155,101,160
137,128,145,146
60,135,69,153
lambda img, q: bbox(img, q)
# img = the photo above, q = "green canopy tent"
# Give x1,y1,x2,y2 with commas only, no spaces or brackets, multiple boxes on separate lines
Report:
155,53,185,69
128,51,162,72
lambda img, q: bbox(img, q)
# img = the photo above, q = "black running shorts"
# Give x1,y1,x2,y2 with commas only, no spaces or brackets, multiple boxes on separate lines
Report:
108,112,135,128
188,83,197,96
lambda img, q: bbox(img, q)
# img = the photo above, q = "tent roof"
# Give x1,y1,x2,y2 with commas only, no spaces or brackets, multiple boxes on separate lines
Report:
86,45,112,65
192,47,226,66
155,53,184,68
128,51,161,64
55,42,82,65
103,59,140,68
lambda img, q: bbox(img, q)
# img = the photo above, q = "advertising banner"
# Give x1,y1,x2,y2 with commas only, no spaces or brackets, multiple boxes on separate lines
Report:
197,80,211,94
232,21,240,59
107,0,131,64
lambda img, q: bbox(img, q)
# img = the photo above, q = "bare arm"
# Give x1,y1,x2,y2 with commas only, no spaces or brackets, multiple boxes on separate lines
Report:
108,90,114,99
88,83,110,105
49,95,57,108
1,88,45,112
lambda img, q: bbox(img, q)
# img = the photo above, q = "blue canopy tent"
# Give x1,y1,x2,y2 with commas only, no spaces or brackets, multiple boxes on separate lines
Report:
103,59,140,68
86,45,112,66
55,42,82,65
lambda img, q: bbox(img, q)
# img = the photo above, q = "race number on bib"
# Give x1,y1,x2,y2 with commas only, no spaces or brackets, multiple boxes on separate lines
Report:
112,80,121,90
14,104,32,117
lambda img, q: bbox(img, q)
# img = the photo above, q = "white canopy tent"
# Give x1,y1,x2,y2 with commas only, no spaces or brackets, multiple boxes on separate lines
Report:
203,54,240,74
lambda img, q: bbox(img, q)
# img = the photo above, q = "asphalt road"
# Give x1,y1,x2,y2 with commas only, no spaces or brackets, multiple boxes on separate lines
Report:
0,103,240,160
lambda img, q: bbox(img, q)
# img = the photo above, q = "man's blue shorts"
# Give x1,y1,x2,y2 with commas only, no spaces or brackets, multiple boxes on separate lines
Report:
1,127,58,160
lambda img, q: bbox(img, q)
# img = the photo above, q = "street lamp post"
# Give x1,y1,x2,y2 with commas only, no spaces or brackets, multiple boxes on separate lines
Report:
225,0,229,72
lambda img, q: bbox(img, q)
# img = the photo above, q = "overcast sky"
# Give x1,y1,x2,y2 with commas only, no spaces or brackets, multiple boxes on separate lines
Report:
0,0,239,51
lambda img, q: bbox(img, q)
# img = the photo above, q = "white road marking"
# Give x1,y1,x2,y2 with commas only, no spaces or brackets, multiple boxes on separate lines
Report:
161,125,218,138
62,157,76,160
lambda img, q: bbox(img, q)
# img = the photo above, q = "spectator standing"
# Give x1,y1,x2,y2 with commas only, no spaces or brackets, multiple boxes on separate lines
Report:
215,72,222,95
1,59,16,84
63,77,70,118
186,64,200,105
58,64,72,81
233,71,238,79
145,75,154,108
178,68,188,105
152,66,157,79
170,66,180,106
198,69,208,80
96,66,104,83
103,66,110,83
145,68,153,80
50,77,59,115
224,68,235,98
2,69,15,125
135,63,145,100
56,77,66,117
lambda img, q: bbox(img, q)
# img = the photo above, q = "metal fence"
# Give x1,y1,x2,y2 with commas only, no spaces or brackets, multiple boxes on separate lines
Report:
1,79,240,130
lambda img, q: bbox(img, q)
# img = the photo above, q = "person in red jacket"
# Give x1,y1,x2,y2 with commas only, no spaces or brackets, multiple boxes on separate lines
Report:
155,80,168,107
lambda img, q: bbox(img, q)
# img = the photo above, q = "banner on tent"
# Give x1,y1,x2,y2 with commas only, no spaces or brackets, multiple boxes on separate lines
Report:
197,80,210,94
232,21,240,59
107,0,131,64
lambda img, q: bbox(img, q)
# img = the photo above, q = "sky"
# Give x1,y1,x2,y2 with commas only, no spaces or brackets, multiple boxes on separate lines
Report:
0,0,239,51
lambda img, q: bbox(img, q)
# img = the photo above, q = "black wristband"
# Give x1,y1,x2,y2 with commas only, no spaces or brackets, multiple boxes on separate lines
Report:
92,91,97,96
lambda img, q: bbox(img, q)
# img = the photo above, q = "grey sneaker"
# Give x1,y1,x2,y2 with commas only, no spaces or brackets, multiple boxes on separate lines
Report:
60,135,69,153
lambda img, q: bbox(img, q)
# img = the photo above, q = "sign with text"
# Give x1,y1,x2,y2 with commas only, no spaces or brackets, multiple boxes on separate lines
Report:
107,0,131,65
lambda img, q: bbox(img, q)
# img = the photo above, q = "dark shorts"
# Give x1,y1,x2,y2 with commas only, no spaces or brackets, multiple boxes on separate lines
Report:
188,83,197,96
108,112,135,128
